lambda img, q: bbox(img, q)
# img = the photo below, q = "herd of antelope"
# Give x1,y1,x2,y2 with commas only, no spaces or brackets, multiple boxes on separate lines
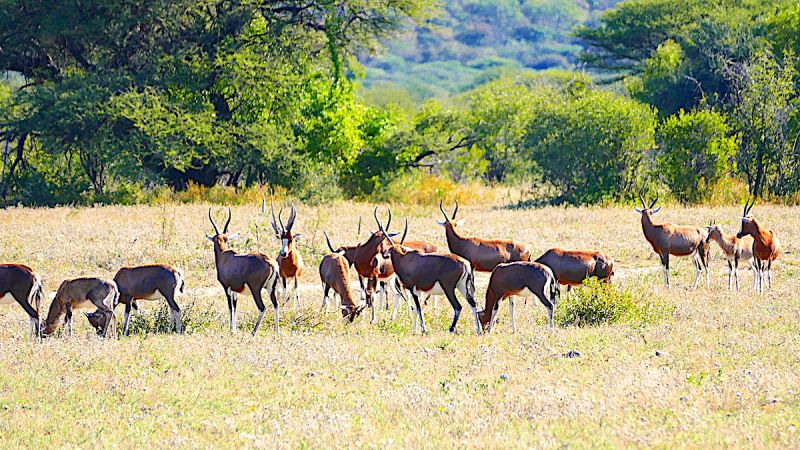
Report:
0,195,781,339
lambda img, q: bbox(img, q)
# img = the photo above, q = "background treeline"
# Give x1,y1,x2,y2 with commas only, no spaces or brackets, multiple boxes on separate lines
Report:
1,0,800,206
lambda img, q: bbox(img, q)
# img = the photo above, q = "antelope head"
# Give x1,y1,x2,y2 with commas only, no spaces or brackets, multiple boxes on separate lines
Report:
437,200,464,228
737,197,758,238
271,203,301,257
633,193,661,217
383,218,409,259
704,219,723,242
206,208,241,249
368,206,400,254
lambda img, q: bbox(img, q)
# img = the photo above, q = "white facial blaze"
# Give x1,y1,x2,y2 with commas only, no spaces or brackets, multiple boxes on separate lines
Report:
281,238,289,256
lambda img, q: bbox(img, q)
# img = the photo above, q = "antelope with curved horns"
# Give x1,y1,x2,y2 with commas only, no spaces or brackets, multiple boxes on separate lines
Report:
635,193,709,289
271,202,304,309
0,264,45,338
705,221,754,291
383,219,480,334
208,208,280,335
478,262,559,333
534,249,615,298
89,265,185,336
437,200,530,274
42,277,118,338
324,208,399,323
737,198,780,293
318,252,367,320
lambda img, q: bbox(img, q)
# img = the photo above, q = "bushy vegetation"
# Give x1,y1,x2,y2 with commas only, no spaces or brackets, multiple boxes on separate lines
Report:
555,277,674,327
1,0,800,207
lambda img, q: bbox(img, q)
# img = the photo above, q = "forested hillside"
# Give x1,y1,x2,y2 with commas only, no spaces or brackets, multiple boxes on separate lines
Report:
362,0,621,98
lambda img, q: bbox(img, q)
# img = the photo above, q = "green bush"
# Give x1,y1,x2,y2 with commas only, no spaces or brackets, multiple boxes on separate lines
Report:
555,278,673,327
123,301,221,336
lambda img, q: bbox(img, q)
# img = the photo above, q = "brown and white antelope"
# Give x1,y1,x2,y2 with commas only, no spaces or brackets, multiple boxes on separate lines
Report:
534,248,615,298
318,252,366,321
110,264,185,335
208,208,280,335
383,219,480,334
635,194,709,289
0,264,45,338
478,262,559,333
705,222,754,291
737,198,780,292
270,203,304,308
437,201,530,274
42,277,118,338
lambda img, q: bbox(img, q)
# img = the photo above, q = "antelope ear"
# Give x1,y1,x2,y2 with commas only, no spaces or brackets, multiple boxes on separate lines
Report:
206,235,215,241
455,220,465,227
293,233,303,239
651,207,662,214
387,232,400,238
633,207,643,214
228,232,242,240
741,217,753,223
436,220,447,226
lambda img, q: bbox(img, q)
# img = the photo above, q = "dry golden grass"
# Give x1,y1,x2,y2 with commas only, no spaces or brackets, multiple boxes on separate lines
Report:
0,202,799,448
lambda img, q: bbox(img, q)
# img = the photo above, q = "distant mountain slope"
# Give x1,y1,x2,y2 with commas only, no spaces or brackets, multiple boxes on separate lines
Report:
361,0,621,98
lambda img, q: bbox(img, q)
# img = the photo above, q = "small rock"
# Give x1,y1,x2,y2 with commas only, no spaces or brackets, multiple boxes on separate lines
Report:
655,350,667,357
763,398,779,405
500,374,509,381
306,372,315,377
564,350,581,358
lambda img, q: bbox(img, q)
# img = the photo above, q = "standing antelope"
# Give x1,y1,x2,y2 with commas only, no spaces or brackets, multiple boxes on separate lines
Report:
270,203,304,308
635,194,709,289
0,264,45,338
437,200,530,274
478,262,559,333
705,222,754,291
737,198,780,292
42,277,118,338
535,248,615,298
384,219,480,335
318,252,366,321
208,208,280,335
111,264,185,335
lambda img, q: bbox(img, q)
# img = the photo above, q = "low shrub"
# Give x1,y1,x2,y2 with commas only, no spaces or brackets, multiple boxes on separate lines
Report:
123,300,221,335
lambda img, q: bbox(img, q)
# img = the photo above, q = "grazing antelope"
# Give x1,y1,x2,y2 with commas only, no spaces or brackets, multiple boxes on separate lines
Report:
383,219,480,335
208,208,280,335
535,248,615,298
478,262,560,332
635,194,709,289
323,208,399,323
270,203,304,308
705,222,754,291
0,264,45,338
110,264,185,335
437,200,530,274
737,198,780,292
42,277,118,338
318,252,366,320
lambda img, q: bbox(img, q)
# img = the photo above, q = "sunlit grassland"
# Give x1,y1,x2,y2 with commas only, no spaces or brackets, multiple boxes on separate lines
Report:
0,202,799,447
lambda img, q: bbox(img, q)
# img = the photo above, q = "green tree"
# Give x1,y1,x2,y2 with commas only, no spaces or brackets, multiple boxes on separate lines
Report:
655,109,737,203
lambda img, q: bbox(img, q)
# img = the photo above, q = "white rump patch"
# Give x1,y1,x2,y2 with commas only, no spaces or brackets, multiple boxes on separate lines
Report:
0,293,17,306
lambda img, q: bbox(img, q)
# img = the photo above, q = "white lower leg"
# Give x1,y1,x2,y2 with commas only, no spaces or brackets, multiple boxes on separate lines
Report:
509,298,517,333
471,306,481,335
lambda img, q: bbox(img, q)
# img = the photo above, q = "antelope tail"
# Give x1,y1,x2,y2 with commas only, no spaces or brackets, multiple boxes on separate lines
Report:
177,268,186,294
28,275,45,319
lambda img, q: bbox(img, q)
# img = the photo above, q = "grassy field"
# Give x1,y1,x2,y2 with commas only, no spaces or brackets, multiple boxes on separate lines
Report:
0,202,799,448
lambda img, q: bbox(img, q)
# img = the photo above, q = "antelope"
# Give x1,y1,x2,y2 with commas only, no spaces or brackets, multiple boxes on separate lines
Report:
635,194,709,289
41,277,118,338
270,203,304,308
437,200,530,274
705,222,754,291
323,208,399,323
318,252,366,320
534,248,615,298
108,264,185,335
383,219,480,335
478,262,560,333
737,198,780,292
208,208,280,335
0,264,45,338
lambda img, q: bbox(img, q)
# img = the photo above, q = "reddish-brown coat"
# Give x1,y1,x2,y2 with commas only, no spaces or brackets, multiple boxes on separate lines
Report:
534,248,614,286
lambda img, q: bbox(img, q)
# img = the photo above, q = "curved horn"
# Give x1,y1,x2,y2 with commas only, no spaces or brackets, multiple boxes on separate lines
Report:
223,208,232,233
385,207,392,232
374,206,384,232
357,216,362,236
286,204,297,232
323,231,336,253
270,202,281,235
400,218,408,245
452,200,459,220
439,200,449,221
278,207,285,232
208,208,220,235
639,192,647,209
649,194,659,209
744,197,755,216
